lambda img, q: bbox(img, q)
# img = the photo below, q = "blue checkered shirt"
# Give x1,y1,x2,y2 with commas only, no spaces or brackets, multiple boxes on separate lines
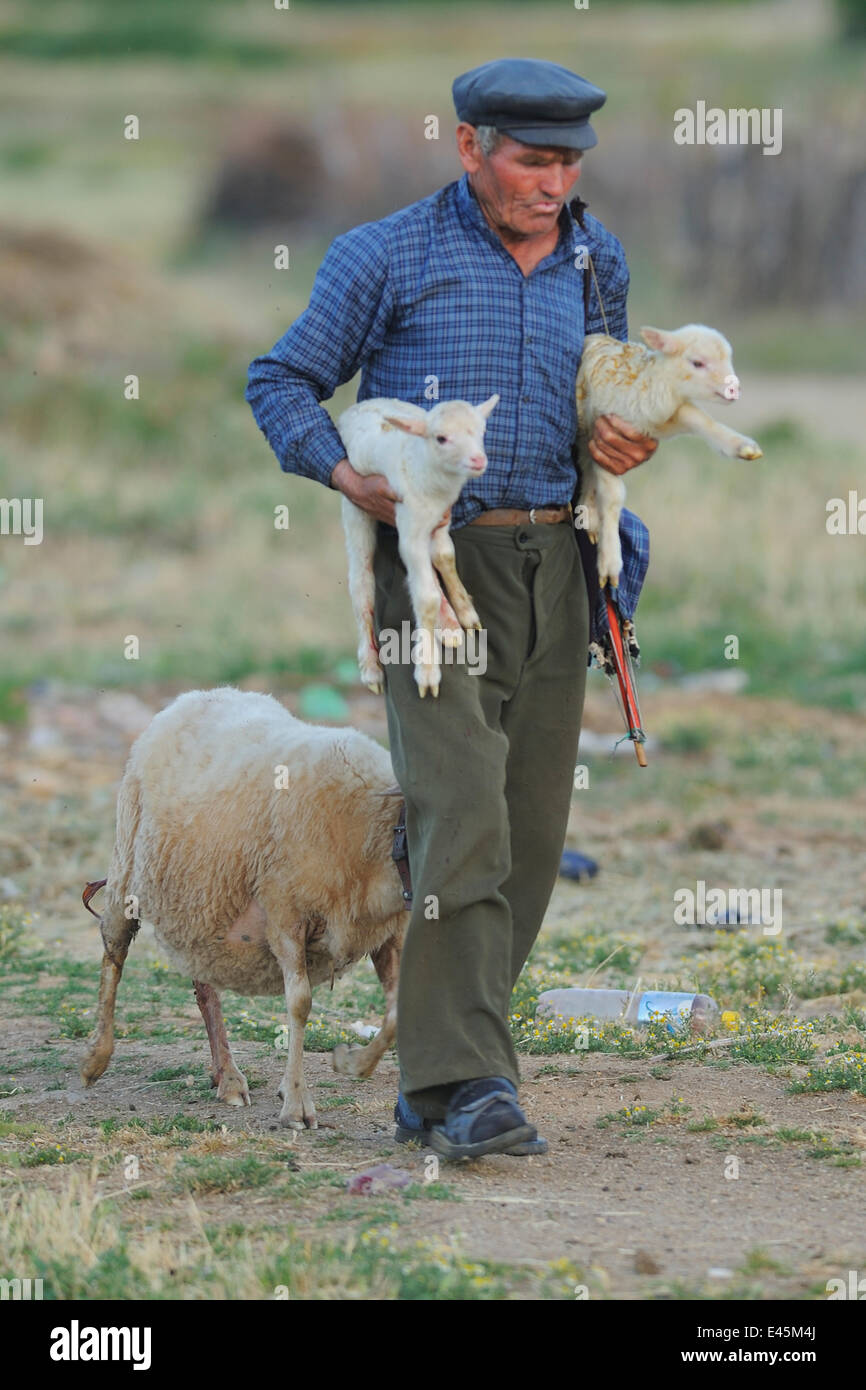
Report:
246,172,648,637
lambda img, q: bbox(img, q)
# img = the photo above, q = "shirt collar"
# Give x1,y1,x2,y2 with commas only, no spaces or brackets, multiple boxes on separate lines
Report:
454,172,577,270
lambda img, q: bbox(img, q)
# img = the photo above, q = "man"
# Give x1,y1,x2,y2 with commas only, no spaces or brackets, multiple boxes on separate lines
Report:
246,57,656,1160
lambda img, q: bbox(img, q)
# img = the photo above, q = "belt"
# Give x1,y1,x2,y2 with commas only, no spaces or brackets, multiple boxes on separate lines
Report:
466,504,572,527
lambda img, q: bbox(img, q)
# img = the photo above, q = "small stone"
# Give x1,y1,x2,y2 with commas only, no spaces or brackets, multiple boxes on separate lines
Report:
634,1250,661,1275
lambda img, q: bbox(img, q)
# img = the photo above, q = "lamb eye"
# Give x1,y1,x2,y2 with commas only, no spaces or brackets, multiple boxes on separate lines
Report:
690,359,706,369
435,435,448,444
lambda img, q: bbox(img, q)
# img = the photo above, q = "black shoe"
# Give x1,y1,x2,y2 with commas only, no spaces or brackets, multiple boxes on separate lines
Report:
394,1086,547,1156
428,1077,543,1161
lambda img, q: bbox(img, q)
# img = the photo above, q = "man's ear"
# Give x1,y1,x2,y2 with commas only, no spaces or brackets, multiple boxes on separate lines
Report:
476,393,500,418
383,415,428,437
640,326,681,354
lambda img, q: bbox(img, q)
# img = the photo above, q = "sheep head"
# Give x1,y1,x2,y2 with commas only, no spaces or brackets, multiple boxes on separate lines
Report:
640,325,741,404
383,395,499,478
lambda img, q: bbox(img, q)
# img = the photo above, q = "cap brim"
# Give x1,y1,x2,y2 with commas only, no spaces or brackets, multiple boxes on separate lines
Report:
498,122,598,151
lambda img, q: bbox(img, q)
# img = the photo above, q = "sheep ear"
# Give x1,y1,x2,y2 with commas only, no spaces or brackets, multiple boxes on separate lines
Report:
476,393,500,419
640,326,680,354
383,414,427,437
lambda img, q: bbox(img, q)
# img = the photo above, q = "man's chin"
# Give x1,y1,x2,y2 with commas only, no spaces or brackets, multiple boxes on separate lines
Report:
513,208,561,235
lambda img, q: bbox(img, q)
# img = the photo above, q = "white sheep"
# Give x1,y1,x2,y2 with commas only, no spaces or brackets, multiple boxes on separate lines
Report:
337,394,499,698
577,325,762,588
80,687,407,1130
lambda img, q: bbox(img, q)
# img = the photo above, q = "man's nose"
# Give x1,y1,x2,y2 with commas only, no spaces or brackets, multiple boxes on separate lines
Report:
540,163,579,199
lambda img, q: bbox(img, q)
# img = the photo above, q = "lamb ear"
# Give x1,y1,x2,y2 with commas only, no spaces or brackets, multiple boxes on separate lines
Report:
640,326,680,354
476,393,500,418
383,414,428,437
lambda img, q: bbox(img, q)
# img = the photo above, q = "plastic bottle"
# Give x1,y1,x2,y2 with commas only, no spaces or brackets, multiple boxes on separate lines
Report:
536,987,720,1036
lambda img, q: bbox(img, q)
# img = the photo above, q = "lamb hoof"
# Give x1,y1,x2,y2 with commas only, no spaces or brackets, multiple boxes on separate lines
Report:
737,440,762,460
416,665,441,699
587,531,598,546
440,627,463,649
365,681,384,695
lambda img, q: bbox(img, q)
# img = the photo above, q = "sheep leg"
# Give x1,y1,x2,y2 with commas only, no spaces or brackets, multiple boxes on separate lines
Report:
430,524,480,637
396,511,444,697
332,930,401,1078
193,980,250,1108
267,933,317,1130
594,467,626,589
664,402,762,460
341,496,384,693
577,443,601,543
81,922,138,1088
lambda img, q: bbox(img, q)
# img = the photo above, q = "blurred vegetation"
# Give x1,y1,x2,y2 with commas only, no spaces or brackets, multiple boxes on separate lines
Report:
0,0,864,711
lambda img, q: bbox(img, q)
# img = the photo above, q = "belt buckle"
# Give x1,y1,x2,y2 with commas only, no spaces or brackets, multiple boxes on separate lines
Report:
529,507,537,524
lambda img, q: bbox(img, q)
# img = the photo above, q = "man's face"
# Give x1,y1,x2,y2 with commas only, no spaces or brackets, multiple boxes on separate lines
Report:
458,127,584,239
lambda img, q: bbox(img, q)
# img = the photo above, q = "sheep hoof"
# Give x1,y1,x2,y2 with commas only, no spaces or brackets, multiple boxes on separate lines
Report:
217,1070,251,1107
333,1041,372,1078
440,627,463,648
418,686,427,699
80,1042,112,1087
737,441,762,460
366,681,384,695
279,1108,318,1131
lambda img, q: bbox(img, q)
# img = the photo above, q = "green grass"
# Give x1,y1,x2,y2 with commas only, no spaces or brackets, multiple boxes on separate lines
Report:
789,1055,866,1097
174,1155,285,1195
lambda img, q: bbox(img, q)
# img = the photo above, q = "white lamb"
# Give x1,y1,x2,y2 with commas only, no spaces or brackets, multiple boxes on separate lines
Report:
337,395,499,698
80,687,407,1131
577,325,763,589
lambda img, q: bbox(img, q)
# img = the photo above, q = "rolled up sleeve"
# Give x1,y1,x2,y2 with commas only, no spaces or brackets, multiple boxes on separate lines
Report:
245,227,394,486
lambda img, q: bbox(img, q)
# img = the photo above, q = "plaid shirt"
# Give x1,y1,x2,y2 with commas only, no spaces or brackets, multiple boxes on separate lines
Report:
246,172,648,636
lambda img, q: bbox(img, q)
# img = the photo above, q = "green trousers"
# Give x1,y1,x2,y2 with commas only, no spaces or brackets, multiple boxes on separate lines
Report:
373,519,589,1119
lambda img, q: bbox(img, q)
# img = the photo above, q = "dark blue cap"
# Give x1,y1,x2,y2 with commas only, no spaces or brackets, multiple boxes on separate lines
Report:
452,57,607,151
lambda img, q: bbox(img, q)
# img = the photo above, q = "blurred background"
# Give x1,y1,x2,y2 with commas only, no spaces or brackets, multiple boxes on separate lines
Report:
1,0,865,932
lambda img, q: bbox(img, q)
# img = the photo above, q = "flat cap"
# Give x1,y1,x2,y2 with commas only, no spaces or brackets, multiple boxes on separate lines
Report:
453,57,606,151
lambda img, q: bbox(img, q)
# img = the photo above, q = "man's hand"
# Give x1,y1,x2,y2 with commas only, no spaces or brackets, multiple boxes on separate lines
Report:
330,458,402,526
587,414,658,477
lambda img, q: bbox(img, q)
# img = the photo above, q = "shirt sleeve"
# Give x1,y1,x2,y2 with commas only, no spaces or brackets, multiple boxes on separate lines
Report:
245,226,395,486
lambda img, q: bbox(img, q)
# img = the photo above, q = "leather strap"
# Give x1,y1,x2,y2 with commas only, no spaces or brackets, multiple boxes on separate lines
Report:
467,504,572,527
392,800,413,909
83,877,107,918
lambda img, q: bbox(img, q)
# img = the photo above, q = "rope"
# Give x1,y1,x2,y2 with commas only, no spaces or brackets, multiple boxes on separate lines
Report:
588,253,610,336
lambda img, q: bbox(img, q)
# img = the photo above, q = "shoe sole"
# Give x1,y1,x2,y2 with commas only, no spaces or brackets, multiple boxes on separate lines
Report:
395,1124,548,1156
394,1123,544,1156
427,1122,537,1161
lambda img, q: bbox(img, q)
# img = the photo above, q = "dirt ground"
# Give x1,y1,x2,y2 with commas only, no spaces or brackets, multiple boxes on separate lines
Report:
2,680,866,1299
